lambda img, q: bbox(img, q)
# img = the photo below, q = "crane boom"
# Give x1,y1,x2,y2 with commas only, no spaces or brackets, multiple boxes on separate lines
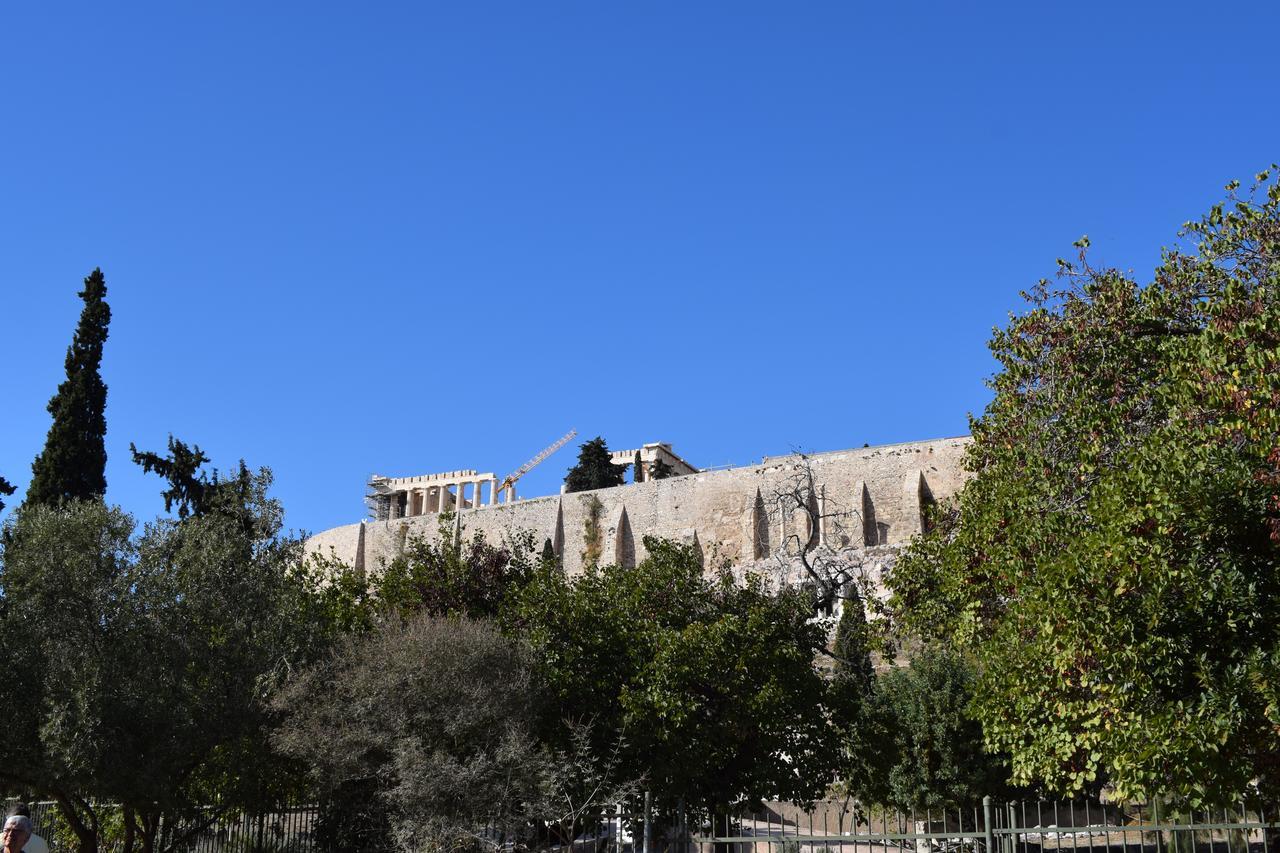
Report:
497,428,577,495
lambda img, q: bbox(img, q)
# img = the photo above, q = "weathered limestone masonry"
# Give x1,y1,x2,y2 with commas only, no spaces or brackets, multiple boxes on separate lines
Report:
305,436,970,577
608,442,698,482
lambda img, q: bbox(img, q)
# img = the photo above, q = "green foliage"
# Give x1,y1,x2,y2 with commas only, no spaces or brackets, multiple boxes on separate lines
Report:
273,615,548,853
846,649,1015,809
129,435,215,519
39,802,126,853
831,590,874,693
26,268,111,508
0,476,14,514
0,484,321,853
828,589,878,797
564,436,628,493
507,537,837,813
888,168,1280,805
377,517,538,619
580,494,604,568
132,436,282,544
0,500,136,813
296,548,379,639
648,458,675,480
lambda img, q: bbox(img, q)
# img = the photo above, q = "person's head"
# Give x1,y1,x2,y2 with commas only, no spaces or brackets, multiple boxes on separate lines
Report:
6,807,28,820
2,815,32,853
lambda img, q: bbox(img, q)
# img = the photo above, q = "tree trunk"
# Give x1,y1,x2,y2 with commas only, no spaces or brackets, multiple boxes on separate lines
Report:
121,806,136,853
51,792,98,853
140,811,160,853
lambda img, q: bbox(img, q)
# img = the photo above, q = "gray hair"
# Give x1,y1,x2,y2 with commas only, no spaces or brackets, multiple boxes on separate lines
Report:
2,816,32,834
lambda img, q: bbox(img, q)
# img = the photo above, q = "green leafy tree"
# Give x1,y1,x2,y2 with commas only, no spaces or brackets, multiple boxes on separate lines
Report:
831,589,874,692
826,587,879,804
273,615,549,853
0,476,14,513
0,501,134,853
378,518,538,619
853,649,1016,809
297,547,379,640
888,168,1280,805
564,436,628,493
508,537,837,813
26,269,111,508
0,474,322,853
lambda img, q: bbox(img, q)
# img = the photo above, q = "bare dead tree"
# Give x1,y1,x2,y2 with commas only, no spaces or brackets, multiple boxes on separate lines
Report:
765,451,879,618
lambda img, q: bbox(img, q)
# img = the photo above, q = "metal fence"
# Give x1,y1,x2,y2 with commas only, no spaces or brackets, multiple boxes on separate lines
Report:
10,798,1280,853
9,799,321,853
681,800,1280,853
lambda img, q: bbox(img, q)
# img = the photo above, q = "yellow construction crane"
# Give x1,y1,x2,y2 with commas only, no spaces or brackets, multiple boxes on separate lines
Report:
495,428,577,501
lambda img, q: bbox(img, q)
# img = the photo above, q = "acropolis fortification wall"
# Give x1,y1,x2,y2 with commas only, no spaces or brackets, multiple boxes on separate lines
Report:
305,436,970,576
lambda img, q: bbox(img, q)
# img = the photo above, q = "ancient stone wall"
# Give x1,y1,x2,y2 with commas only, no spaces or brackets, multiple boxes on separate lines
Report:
305,436,970,576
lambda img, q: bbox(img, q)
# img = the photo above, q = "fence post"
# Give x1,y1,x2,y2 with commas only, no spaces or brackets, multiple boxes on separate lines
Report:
644,791,652,853
984,797,995,853
1154,800,1165,853
679,798,686,853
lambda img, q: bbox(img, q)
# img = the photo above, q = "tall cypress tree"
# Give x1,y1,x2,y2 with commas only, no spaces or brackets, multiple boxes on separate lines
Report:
26,268,111,506
831,588,875,692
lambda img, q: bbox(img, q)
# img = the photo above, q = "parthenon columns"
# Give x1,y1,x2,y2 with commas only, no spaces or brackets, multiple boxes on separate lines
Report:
371,470,501,520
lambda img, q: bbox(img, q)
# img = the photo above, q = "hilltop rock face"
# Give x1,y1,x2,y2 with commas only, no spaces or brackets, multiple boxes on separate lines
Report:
306,436,969,583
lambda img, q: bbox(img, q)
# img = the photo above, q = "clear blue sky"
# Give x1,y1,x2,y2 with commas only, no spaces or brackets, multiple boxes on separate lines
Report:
2,2,1276,535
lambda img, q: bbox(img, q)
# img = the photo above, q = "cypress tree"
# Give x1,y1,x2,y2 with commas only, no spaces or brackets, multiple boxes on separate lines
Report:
648,458,675,480
563,436,628,493
26,268,111,507
832,587,875,692
0,476,14,513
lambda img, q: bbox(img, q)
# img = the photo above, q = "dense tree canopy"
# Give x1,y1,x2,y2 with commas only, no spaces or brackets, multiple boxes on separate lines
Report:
274,616,548,853
508,538,837,813
378,519,540,619
830,590,874,692
0,470,321,853
847,650,1017,810
26,269,111,508
132,436,281,545
563,436,628,492
888,168,1280,805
